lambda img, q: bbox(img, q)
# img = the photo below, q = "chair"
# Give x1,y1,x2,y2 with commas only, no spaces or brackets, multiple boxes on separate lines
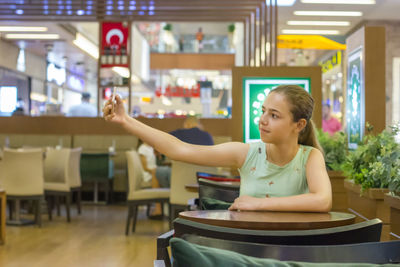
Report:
44,148,74,222
169,160,217,227
0,148,44,226
125,150,170,235
196,171,240,182
80,152,113,203
157,217,383,265
198,178,240,210
173,217,382,245
176,234,400,264
68,148,82,214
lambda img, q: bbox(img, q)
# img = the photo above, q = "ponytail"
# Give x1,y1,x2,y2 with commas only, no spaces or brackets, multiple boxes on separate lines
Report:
271,85,322,152
298,120,323,152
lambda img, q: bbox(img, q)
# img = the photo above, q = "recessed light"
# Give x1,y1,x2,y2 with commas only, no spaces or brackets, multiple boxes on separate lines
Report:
294,11,362,16
276,0,296,6
0,26,48,32
287,21,350,26
301,0,374,4
5,33,60,39
282,29,340,35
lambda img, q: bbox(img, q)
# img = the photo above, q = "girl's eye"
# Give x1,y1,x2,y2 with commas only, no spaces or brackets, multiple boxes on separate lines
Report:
271,114,278,119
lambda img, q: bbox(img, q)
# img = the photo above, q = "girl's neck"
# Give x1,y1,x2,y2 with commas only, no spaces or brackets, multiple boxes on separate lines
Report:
266,141,300,167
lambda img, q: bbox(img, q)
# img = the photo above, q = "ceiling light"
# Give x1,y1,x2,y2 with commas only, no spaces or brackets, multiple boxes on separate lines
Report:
294,11,362,16
282,29,340,35
5,33,59,39
0,26,48,32
276,0,296,6
287,21,350,26
301,0,374,4
72,33,99,59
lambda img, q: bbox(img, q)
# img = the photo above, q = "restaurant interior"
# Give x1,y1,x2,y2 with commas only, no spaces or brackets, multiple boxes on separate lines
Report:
0,0,400,266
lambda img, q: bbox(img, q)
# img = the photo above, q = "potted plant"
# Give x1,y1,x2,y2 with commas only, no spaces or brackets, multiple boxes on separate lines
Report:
227,24,235,52
317,129,347,211
163,23,172,31
342,124,400,240
384,126,400,239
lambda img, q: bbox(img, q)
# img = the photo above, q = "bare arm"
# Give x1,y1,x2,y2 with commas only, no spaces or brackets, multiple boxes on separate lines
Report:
103,95,249,168
229,148,332,212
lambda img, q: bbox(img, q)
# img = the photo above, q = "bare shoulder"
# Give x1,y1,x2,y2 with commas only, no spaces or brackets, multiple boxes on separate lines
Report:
214,142,250,167
306,148,325,166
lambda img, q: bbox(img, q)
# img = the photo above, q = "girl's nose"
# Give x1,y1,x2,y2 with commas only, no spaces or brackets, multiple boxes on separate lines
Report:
259,114,268,125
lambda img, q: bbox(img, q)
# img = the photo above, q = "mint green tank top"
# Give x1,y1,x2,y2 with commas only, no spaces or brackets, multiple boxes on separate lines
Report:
239,141,313,198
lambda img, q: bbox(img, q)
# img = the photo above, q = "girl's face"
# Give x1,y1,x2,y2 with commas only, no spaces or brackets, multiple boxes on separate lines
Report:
259,92,303,144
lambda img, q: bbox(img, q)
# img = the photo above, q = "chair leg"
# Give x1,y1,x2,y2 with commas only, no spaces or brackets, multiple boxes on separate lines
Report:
77,189,82,215
132,205,138,233
146,204,151,217
47,196,53,221
65,194,71,222
169,205,175,229
125,204,132,235
56,196,61,216
36,199,42,227
161,201,165,217
8,201,13,220
105,181,109,204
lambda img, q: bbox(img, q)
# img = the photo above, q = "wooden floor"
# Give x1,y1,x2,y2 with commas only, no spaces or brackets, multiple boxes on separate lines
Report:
0,204,169,267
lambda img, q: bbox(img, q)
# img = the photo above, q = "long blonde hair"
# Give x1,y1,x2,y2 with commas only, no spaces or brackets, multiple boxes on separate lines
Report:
272,85,322,152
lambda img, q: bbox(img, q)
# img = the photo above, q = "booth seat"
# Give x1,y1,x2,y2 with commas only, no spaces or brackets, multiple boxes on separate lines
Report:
0,134,72,149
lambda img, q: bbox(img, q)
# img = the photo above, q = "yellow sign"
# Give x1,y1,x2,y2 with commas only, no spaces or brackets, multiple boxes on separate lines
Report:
278,35,346,50
319,51,342,73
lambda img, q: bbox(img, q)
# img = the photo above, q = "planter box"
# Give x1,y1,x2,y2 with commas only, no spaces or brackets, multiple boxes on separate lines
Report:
384,193,400,240
328,171,347,212
344,179,390,241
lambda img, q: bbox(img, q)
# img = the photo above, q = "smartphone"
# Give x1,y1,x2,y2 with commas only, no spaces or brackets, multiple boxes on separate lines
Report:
112,87,116,112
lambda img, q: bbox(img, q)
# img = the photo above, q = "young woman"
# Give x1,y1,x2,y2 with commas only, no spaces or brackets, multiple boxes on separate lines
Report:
103,85,332,212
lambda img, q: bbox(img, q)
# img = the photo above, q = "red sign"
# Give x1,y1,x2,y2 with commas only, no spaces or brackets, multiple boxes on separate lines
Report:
101,22,130,68
155,84,201,98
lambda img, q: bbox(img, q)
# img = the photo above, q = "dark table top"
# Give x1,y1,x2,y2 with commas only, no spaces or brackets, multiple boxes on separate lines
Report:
179,210,356,230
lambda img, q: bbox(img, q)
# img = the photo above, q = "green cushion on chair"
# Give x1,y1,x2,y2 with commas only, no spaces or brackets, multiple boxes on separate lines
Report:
201,197,232,210
170,237,385,267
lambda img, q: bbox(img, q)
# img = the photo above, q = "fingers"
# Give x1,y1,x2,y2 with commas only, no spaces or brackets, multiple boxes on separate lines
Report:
104,113,115,121
115,94,123,104
102,104,113,116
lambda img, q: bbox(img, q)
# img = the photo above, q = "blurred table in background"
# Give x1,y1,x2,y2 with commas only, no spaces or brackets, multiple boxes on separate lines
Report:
80,152,114,204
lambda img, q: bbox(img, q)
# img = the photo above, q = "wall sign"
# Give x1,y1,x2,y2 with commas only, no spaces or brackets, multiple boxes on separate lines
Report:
243,77,310,143
101,22,130,68
319,51,342,74
346,47,364,149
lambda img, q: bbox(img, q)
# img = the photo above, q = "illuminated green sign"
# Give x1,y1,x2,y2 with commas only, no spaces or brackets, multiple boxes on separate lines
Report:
242,78,311,143
346,47,364,149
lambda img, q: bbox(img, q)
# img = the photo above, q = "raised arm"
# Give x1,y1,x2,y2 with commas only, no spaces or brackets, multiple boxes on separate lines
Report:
229,148,332,212
103,95,249,168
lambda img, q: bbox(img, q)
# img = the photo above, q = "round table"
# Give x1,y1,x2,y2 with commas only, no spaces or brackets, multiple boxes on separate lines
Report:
179,210,356,230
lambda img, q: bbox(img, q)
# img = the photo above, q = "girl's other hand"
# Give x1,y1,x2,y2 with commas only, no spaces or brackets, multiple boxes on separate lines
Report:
103,94,126,125
228,195,262,211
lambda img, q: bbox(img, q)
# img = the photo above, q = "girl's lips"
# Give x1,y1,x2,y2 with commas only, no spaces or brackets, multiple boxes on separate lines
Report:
260,128,270,133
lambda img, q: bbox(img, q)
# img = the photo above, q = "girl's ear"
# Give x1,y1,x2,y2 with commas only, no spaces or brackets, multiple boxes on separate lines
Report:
296,118,307,133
